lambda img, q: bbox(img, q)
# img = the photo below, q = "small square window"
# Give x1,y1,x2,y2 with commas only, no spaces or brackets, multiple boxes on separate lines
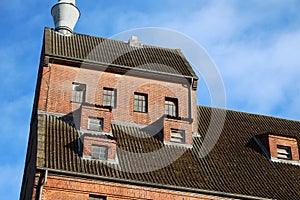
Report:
103,88,117,108
170,129,185,143
91,145,108,160
88,117,103,131
277,145,292,160
71,82,86,103
89,194,107,200
165,97,178,117
134,93,148,113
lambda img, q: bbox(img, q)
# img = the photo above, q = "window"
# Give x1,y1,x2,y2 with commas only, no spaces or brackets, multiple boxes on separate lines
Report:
89,195,106,200
103,88,116,108
88,117,103,131
71,82,86,103
277,145,292,160
134,93,147,112
91,145,108,160
170,129,185,143
165,97,178,117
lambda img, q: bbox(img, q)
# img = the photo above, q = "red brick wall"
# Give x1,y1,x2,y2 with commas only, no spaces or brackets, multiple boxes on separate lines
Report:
37,63,198,137
36,174,229,200
268,135,299,160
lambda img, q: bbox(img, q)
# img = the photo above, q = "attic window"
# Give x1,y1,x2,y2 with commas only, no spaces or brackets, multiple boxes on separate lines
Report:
88,117,103,131
82,135,117,163
170,129,185,143
277,145,292,160
254,134,300,165
91,145,108,160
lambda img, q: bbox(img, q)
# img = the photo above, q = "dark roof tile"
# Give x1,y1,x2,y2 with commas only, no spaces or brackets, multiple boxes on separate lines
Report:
38,106,300,199
43,27,197,78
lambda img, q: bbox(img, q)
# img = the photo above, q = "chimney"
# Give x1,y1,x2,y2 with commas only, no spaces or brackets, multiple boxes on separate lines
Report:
128,36,142,47
51,0,80,35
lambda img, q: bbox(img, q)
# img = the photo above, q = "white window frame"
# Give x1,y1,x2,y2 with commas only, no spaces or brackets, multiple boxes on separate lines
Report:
88,117,103,132
91,145,108,160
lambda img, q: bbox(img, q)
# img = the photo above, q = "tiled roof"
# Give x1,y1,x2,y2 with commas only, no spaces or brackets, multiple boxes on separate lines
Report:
37,107,300,199
43,27,197,78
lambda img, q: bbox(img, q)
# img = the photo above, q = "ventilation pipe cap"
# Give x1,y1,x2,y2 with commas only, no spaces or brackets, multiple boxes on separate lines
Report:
51,0,80,35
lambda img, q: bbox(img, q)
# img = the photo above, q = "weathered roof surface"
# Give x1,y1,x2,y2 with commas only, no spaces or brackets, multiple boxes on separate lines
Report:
43,27,197,78
38,107,300,199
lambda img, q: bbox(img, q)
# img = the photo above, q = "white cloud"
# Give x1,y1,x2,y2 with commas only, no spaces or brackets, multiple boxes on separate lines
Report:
209,28,300,119
24,0,300,120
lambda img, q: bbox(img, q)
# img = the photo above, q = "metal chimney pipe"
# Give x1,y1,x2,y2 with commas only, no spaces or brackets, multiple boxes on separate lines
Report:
51,0,80,35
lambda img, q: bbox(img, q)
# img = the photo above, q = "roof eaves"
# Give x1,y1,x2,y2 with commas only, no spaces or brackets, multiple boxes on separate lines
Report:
175,49,198,80
45,53,196,80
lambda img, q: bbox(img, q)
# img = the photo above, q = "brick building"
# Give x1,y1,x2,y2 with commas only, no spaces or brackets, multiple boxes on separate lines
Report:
20,1,300,199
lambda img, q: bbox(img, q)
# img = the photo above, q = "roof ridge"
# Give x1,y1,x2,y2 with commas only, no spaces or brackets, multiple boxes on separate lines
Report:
45,27,182,52
43,27,198,78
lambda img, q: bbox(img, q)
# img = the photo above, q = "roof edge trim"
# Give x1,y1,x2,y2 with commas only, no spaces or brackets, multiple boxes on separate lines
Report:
45,53,199,80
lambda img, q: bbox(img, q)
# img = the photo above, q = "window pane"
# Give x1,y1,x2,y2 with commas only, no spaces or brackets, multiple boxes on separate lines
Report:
165,98,178,117
89,195,107,200
103,88,116,108
134,93,147,112
72,83,85,103
88,118,103,131
92,145,108,160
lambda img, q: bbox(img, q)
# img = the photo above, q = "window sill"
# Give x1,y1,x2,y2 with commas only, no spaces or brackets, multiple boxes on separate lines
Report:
165,115,193,123
71,101,83,104
133,111,148,113
164,141,193,148
82,155,119,164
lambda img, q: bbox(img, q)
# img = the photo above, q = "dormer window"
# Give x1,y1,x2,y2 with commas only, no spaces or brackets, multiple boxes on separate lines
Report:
91,145,108,160
82,135,117,163
71,82,86,103
254,134,299,165
88,117,103,131
277,145,292,160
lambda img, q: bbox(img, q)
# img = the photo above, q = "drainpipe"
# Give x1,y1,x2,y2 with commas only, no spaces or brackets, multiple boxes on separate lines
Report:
38,169,48,200
190,77,194,135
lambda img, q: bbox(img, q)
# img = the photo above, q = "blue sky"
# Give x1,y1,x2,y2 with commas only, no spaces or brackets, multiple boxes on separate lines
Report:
1,0,300,199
